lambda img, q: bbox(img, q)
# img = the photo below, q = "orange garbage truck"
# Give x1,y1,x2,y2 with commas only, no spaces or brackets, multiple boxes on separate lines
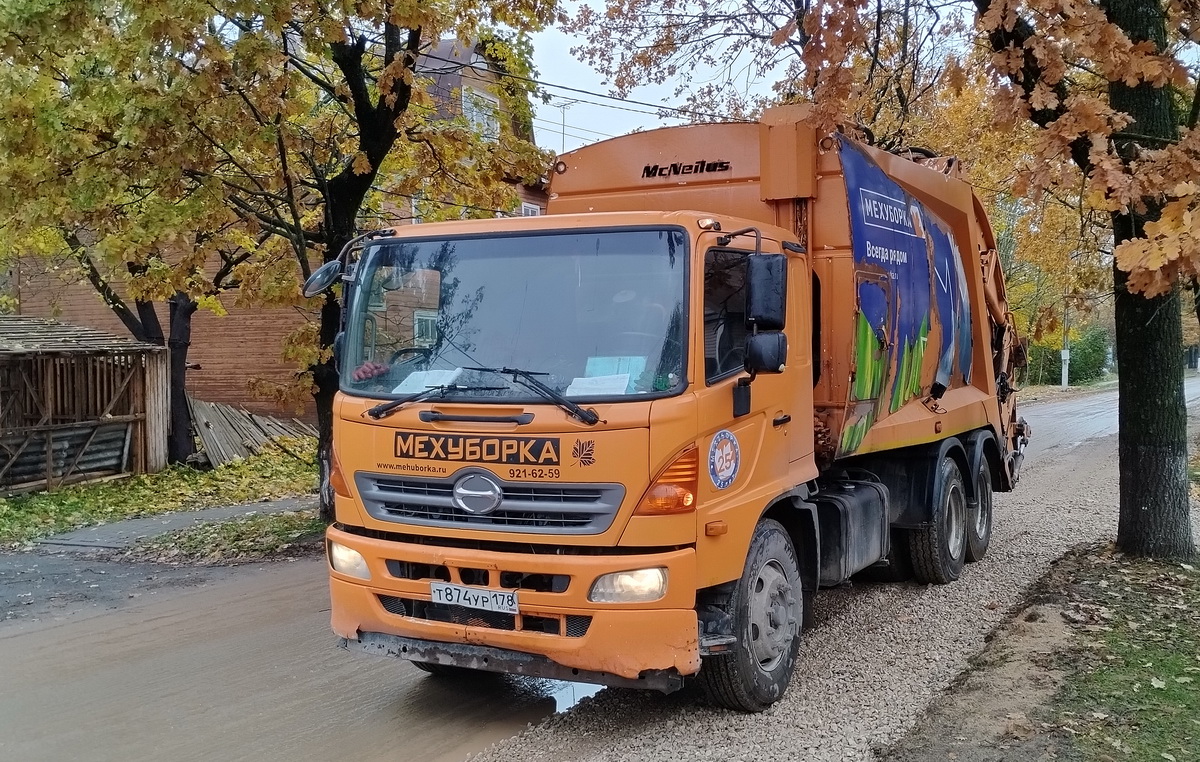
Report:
305,105,1030,712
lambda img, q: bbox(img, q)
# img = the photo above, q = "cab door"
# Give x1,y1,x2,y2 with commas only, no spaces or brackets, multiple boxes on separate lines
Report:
694,238,793,501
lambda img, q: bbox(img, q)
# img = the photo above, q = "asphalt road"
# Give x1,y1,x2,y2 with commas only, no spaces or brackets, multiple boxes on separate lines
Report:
0,558,590,762
0,379,1193,762
1021,374,1200,456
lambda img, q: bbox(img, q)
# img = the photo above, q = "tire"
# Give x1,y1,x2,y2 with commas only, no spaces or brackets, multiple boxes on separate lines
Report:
908,456,968,584
965,458,994,562
699,519,803,712
411,661,479,677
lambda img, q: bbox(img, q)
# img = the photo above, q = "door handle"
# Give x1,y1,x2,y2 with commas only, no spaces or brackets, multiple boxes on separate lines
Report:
773,414,792,427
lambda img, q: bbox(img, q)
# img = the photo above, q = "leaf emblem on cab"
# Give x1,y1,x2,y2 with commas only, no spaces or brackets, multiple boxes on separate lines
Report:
572,439,595,467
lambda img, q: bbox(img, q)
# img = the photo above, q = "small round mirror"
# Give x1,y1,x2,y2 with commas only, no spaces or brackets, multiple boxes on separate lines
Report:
302,261,344,297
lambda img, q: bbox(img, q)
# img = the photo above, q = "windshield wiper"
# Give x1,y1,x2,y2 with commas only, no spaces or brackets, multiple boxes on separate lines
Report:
366,384,506,420
465,366,600,426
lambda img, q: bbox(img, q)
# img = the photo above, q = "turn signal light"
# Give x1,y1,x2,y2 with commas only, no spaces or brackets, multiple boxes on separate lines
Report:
635,447,698,515
330,448,352,498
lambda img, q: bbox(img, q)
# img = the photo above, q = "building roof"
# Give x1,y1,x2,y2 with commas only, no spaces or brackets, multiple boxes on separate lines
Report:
0,315,164,356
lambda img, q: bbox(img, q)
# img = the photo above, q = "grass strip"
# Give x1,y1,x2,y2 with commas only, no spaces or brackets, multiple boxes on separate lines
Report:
1056,547,1200,761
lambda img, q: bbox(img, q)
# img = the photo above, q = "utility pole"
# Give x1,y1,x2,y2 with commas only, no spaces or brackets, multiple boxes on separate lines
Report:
1061,299,1070,389
551,99,580,153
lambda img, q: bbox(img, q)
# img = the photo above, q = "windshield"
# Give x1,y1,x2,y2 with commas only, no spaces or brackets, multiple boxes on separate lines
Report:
341,228,688,401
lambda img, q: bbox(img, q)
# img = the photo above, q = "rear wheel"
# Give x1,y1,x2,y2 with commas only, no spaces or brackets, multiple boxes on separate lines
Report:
699,519,802,712
909,456,967,584
965,458,994,562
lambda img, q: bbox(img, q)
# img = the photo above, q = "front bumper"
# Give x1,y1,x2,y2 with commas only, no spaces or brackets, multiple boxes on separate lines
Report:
327,526,701,683
344,632,686,693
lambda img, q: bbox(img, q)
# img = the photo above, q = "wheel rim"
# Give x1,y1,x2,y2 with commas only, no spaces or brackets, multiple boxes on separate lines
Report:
747,559,799,672
946,481,966,560
974,473,992,537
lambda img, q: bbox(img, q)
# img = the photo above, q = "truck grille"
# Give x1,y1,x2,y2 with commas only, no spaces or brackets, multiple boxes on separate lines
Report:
356,471,624,535
377,595,592,638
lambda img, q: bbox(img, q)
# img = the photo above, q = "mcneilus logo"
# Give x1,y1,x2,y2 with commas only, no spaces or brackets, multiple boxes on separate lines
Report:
642,159,731,179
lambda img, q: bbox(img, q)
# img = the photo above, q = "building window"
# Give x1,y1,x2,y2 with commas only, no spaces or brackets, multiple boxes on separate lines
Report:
520,203,541,216
462,86,501,141
413,309,438,346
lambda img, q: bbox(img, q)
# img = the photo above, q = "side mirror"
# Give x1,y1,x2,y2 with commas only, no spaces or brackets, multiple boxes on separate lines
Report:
745,332,787,374
303,261,344,298
746,254,787,330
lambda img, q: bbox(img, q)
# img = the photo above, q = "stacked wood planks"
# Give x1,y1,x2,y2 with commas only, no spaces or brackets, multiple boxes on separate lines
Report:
187,396,316,467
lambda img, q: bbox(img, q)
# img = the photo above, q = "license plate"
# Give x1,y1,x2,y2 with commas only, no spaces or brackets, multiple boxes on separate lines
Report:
429,582,519,614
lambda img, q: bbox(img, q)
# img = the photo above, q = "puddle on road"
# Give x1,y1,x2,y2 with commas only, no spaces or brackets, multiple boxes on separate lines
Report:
414,674,604,762
540,678,604,712
493,673,605,713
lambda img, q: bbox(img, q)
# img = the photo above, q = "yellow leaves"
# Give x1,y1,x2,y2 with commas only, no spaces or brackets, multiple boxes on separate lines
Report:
195,294,227,317
351,152,371,175
771,19,799,46
941,58,967,95
1114,193,1200,298
992,45,1025,78
1029,81,1059,112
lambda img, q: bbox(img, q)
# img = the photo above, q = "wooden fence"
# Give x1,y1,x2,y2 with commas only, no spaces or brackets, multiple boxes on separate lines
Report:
0,317,169,494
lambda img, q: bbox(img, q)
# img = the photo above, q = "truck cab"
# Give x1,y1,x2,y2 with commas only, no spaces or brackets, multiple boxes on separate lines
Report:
325,211,816,697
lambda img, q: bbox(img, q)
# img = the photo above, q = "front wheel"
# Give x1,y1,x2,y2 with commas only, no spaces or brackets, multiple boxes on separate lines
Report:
699,519,803,712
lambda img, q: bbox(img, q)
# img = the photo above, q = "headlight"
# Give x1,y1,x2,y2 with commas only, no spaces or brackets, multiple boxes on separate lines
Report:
328,540,371,580
588,567,667,603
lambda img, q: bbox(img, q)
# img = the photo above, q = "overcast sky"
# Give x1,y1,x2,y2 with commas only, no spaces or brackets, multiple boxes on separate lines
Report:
527,27,691,155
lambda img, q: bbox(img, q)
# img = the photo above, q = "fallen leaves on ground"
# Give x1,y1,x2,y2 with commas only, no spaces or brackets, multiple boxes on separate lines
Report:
1054,545,1200,761
0,437,317,545
114,510,325,565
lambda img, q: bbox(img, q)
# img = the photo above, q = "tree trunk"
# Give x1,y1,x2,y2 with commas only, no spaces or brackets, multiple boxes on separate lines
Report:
1105,0,1195,559
1112,266,1193,558
314,293,341,523
166,293,198,465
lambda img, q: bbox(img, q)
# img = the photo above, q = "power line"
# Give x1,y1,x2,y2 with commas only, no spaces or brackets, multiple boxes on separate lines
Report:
530,116,614,139
420,52,741,123
372,187,511,216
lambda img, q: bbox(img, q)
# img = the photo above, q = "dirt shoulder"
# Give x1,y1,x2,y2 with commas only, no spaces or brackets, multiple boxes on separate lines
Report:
878,545,1200,762
1021,379,1118,405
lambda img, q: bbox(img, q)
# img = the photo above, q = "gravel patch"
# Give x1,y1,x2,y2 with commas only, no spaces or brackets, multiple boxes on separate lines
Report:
469,435,1182,762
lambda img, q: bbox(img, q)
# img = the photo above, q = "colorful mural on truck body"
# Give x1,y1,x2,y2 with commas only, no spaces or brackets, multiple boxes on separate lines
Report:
837,137,974,456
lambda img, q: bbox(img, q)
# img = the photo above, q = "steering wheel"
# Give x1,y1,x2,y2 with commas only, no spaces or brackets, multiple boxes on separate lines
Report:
388,346,433,364
718,345,745,373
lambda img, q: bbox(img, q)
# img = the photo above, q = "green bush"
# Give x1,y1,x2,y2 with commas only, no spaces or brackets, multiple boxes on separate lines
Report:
1067,324,1111,384
1023,325,1110,386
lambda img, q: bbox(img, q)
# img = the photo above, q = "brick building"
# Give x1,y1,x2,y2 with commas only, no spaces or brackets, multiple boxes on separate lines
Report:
10,40,549,420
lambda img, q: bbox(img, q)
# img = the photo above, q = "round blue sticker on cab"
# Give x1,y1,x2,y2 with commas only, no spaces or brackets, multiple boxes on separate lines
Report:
708,430,740,489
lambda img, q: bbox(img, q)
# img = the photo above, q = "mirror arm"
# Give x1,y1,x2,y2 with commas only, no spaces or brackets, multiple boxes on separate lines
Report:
716,226,762,254
337,228,393,268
